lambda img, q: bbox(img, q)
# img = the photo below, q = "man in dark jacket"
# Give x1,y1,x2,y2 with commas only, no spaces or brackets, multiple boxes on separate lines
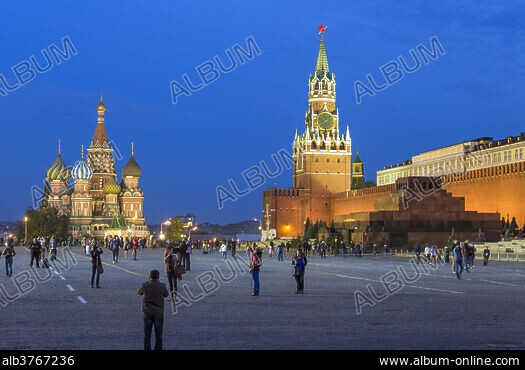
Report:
138,270,169,350
29,238,41,268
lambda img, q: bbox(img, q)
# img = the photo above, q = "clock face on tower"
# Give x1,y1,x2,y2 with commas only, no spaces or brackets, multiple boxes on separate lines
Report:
317,112,334,130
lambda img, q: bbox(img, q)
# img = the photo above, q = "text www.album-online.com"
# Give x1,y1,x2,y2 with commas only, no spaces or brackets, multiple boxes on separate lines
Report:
379,356,519,366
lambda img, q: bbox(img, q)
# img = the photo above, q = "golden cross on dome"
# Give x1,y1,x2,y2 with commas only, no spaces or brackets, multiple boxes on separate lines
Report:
131,141,134,156
58,139,61,155
317,24,327,34
81,144,84,159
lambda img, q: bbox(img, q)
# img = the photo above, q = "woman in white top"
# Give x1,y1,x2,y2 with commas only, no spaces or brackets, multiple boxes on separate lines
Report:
220,242,228,260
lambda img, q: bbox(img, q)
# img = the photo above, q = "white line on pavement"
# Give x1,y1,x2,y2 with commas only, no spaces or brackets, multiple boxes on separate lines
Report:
480,279,518,287
66,285,75,292
59,276,66,280
77,296,87,304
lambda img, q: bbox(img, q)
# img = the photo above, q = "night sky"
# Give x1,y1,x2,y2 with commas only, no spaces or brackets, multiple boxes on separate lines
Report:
1,1,524,225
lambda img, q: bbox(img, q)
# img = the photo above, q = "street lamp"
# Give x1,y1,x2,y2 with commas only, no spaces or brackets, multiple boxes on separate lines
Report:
24,216,28,245
160,219,171,238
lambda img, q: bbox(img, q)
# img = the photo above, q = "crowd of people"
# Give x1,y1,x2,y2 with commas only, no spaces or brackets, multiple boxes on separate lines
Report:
413,240,492,279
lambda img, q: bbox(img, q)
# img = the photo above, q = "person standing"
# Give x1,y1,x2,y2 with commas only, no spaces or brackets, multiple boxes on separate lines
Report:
164,246,180,302
268,241,273,258
29,238,41,268
90,244,103,288
184,239,191,271
431,245,437,265
292,249,305,294
340,240,346,258
231,239,237,259
49,236,57,261
319,241,326,259
2,238,16,277
132,236,139,261
248,244,262,296
220,241,227,260
286,241,291,254
453,242,464,279
462,241,470,273
138,270,169,350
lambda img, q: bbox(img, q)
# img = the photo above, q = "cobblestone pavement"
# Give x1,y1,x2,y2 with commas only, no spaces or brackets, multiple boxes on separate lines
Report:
0,246,524,350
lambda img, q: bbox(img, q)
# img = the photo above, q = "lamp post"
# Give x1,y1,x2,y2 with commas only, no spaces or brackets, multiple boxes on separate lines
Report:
24,216,28,245
160,220,171,240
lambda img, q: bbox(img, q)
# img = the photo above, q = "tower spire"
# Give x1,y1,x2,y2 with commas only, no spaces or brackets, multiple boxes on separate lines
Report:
315,27,329,76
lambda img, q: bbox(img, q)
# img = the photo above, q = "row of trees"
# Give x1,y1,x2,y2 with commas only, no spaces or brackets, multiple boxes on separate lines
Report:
500,216,524,239
14,207,70,244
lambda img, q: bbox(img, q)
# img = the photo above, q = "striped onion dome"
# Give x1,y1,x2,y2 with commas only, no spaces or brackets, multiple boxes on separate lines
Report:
71,159,93,181
122,155,141,177
46,154,71,182
103,176,121,194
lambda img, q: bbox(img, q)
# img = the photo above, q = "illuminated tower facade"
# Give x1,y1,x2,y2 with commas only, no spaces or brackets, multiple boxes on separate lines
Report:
293,33,352,195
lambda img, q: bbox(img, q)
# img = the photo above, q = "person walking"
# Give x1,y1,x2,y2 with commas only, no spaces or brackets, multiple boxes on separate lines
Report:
268,241,273,258
453,242,464,279
248,244,262,296
483,246,490,265
340,240,346,258
286,241,291,254
277,242,284,262
111,236,120,263
29,238,41,268
2,238,16,277
414,242,422,264
164,246,180,302
138,270,169,350
90,243,103,288
292,249,306,294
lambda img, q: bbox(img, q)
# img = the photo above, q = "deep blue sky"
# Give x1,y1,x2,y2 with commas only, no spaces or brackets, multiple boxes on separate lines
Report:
1,1,524,225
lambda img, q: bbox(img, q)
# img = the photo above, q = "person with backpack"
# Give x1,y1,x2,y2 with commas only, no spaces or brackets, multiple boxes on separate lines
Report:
164,245,181,302
2,238,16,277
277,242,284,262
292,249,306,294
483,246,490,265
248,244,262,296
110,236,120,263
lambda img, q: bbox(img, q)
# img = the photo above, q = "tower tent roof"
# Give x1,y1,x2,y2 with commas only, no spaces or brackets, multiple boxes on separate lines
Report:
354,152,362,163
315,36,329,77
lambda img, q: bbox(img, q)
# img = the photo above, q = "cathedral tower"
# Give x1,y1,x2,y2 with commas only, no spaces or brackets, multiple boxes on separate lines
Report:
71,145,93,219
87,97,116,215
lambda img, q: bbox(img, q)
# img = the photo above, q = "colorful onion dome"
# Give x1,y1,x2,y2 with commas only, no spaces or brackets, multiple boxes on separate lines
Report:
72,159,93,181
103,176,121,194
122,155,141,177
46,154,71,182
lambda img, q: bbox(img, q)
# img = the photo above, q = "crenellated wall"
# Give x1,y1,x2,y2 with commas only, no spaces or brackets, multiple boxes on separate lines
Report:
443,161,525,226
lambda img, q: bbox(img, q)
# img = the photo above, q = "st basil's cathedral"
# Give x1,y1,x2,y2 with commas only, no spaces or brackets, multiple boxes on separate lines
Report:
41,98,150,240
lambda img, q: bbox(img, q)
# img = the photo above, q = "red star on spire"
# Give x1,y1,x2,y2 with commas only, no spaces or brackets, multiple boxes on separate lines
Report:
317,24,327,34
